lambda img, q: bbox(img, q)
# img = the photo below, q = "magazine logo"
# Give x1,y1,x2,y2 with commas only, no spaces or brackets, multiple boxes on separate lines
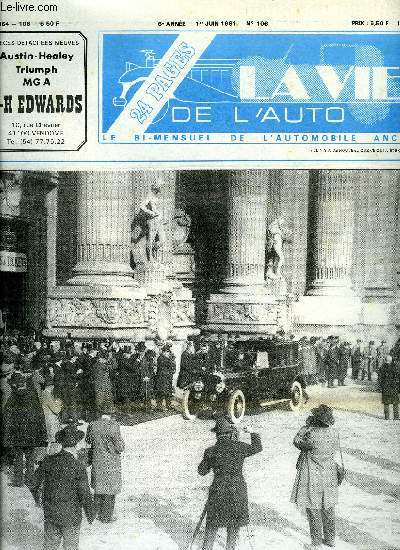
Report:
239,65,399,101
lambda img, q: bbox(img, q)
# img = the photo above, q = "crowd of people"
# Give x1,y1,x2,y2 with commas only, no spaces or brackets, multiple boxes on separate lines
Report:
296,334,396,388
1,328,399,549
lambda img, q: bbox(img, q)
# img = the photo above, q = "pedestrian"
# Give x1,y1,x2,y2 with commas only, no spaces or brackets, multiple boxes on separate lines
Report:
363,340,376,381
197,417,262,550
42,373,63,454
85,406,125,522
177,340,196,389
155,342,176,411
77,343,96,421
376,339,389,374
61,349,80,423
378,355,400,420
290,404,340,549
115,345,135,412
30,425,95,550
3,370,47,486
93,348,115,416
337,342,351,386
351,339,364,380
324,338,338,388
138,348,157,411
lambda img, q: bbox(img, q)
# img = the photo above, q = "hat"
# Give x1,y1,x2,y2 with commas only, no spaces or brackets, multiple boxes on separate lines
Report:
55,425,85,447
211,416,238,434
162,342,173,352
135,341,146,352
311,404,335,426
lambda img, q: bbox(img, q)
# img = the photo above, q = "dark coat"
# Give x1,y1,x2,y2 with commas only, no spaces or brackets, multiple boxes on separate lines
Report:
116,354,141,400
198,433,262,528
86,417,125,495
338,347,351,378
93,359,115,412
155,352,176,397
138,354,156,398
77,353,95,405
379,362,400,404
324,347,339,378
31,449,94,526
176,350,195,388
2,378,47,448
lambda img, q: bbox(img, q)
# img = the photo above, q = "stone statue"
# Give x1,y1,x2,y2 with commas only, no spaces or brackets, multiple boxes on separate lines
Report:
265,216,290,280
132,184,165,262
173,208,191,250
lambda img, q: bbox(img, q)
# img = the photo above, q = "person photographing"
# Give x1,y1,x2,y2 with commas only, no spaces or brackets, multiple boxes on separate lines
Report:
197,417,262,550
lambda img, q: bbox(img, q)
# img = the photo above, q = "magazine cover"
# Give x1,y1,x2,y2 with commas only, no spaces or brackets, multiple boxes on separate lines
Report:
0,1,399,549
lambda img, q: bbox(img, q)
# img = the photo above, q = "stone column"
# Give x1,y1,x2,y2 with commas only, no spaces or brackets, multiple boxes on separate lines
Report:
45,171,147,341
294,170,361,331
222,170,268,293
206,170,287,336
306,170,355,296
70,171,135,286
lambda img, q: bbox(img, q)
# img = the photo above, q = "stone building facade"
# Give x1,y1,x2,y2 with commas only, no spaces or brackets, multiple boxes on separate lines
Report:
1,169,399,343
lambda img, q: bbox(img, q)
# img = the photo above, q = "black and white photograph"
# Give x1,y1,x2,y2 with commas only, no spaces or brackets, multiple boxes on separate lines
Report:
1,168,399,550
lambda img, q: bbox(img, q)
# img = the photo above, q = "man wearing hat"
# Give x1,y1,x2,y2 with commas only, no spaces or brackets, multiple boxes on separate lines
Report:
197,417,262,550
155,342,176,411
30,425,95,550
378,354,400,420
376,339,389,375
363,340,376,381
351,339,365,380
290,404,341,549
86,406,125,522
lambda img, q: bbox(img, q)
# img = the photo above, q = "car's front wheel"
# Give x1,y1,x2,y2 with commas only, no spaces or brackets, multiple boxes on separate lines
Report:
289,380,303,411
227,389,246,424
182,389,199,420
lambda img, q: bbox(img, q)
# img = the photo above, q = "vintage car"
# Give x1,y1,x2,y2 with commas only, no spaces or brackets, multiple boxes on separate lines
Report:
181,339,307,423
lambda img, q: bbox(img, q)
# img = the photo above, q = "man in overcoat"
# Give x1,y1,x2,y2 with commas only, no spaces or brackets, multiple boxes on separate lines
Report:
176,340,196,389
3,371,47,486
324,339,339,388
375,339,389,375
378,355,400,420
290,405,340,549
85,408,125,522
363,341,376,381
30,425,95,550
155,342,176,411
198,417,262,550
337,342,351,386
351,340,365,380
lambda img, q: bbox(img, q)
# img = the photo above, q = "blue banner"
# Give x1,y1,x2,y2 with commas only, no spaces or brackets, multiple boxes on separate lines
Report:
100,33,400,142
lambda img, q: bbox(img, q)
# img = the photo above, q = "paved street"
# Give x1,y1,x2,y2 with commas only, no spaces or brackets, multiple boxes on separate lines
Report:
2,380,400,550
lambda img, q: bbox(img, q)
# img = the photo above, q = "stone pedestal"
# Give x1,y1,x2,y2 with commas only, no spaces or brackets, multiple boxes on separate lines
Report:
295,170,361,328
206,170,289,335
45,172,147,340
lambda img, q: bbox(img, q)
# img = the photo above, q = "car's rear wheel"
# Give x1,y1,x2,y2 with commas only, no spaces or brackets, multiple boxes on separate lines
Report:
227,389,246,424
182,389,199,420
289,381,303,411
